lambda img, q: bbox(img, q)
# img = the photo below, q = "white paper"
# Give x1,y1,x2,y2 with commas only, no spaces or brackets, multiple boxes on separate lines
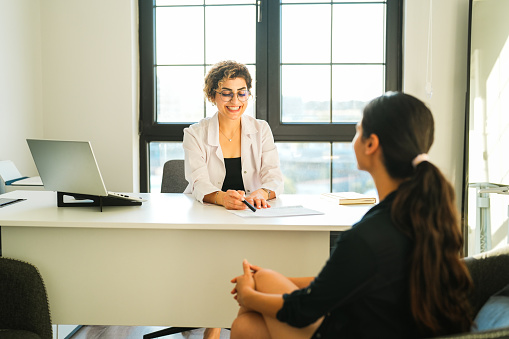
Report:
227,205,324,218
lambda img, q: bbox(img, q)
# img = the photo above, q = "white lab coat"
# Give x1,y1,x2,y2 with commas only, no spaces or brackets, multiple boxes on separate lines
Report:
183,112,284,203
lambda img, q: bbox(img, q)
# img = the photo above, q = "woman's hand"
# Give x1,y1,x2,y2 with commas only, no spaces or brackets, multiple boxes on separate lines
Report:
231,260,260,308
246,189,271,209
222,190,249,210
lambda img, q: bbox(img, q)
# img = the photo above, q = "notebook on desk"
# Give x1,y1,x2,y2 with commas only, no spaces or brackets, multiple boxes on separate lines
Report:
26,139,145,205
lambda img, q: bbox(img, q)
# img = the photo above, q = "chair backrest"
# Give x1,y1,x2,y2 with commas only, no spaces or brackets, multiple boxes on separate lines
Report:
161,159,187,193
0,257,53,339
464,245,509,316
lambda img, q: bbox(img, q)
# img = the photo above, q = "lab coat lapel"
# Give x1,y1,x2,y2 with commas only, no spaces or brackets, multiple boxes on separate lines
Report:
240,115,257,169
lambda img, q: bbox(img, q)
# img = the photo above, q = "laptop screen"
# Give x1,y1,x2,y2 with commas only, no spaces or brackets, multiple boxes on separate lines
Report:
26,139,109,197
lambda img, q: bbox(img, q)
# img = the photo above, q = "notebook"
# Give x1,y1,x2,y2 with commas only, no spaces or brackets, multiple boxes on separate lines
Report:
321,192,377,205
26,139,144,202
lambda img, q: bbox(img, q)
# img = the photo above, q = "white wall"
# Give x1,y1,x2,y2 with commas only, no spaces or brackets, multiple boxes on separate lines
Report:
403,0,470,207
40,0,139,192
1,0,469,197
0,0,139,193
0,0,43,175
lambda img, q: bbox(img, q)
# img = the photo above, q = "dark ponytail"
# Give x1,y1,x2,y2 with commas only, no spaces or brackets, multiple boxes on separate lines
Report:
362,92,473,336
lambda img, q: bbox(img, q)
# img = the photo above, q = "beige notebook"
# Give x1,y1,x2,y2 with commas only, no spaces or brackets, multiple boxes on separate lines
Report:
322,192,377,205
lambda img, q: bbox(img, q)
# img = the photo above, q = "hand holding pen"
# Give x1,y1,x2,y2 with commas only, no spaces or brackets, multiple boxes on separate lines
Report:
220,190,248,210
221,189,270,211
242,199,256,212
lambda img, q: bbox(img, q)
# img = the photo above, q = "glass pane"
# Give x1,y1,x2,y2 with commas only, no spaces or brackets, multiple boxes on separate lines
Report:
156,7,204,65
156,66,205,123
205,65,256,118
157,0,203,5
281,0,326,3
206,0,256,4
332,143,376,197
276,142,331,194
205,5,256,65
282,65,330,123
332,65,384,122
149,142,185,193
332,4,385,63
282,0,380,2
156,2,258,9
282,4,331,63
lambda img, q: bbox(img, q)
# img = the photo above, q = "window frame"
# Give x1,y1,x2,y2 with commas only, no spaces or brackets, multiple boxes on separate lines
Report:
138,0,403,192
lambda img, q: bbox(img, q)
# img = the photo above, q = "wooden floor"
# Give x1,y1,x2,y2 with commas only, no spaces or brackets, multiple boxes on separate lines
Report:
69,326,231,339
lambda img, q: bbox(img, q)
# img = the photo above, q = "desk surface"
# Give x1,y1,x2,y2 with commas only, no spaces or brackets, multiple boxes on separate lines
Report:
0,190,370,231
0,191,372,328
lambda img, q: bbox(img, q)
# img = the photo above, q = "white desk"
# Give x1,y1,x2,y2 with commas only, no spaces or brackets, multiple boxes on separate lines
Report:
0,191,370,328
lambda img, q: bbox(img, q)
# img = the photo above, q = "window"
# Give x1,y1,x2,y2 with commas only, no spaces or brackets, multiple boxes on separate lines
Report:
139,0,402,193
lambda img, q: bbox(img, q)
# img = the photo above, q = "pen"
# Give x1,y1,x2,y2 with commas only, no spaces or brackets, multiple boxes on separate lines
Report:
242,199,256,212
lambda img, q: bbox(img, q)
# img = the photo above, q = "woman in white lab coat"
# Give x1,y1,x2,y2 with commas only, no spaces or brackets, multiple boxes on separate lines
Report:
183,60,283,210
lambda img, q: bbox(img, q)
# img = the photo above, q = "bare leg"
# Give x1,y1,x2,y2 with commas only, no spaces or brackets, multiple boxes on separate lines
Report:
231,307,271,339
203,327,221,339
256,269,322,339
231,268,322,339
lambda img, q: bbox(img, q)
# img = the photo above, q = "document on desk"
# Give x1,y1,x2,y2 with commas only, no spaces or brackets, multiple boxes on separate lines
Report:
0,198,26,208
228,205,324,218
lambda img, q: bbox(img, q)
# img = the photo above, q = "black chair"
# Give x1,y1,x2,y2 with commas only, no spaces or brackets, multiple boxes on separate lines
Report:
0,257,53,339
160,159,188,194
464,245,509,317
433,245,509,338
145,159,197,338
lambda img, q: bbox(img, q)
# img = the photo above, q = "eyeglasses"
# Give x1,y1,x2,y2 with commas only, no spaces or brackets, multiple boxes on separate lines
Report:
216,89,251,102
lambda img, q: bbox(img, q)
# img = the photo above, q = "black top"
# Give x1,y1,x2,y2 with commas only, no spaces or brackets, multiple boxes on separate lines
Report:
276,191,419,339
222,157,245,192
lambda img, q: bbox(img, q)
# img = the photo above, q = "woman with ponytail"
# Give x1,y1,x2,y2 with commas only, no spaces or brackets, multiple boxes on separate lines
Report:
230,92,473,339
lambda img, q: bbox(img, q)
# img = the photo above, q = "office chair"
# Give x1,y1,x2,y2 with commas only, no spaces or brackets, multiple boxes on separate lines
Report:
0,257,53,339
145,159,197,338
160,159,188,194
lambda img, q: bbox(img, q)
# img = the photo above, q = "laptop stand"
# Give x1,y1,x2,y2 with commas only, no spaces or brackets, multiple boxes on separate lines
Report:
57,192,142,212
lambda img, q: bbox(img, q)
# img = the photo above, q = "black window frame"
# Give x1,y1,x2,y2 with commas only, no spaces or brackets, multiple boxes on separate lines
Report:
138,0,403,192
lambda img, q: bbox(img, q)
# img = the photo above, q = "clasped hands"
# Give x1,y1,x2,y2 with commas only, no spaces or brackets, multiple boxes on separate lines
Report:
223,189,270,210
231,259,260,308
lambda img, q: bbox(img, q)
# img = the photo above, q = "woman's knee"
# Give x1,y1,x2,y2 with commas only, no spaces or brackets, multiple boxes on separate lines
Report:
254,268,279,289
231,312,269,339
230,314,249,339
254,268,296,294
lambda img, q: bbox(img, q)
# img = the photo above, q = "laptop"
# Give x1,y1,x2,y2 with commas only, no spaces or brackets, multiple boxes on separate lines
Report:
26,139,144,203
